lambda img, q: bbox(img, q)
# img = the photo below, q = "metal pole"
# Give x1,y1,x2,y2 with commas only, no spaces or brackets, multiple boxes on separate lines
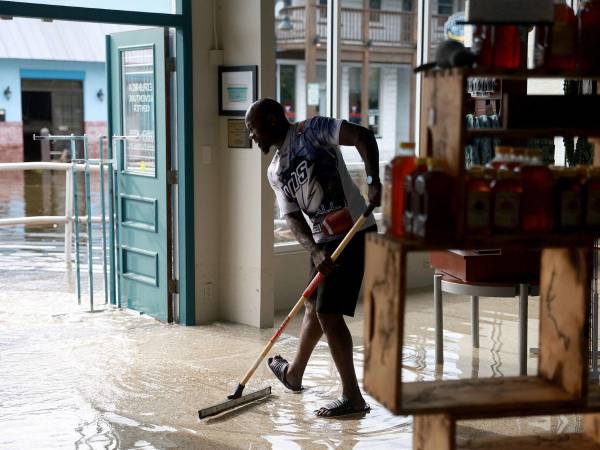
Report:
99,136,109,305
519,284,529,376
434,273,443,365
107,139,117,306
83,136,94,312
70,136,82,304
64,169,72,267
471,296,480,349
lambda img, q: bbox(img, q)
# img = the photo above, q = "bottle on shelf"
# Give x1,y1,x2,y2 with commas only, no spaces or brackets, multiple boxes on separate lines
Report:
413,159,455,241
465,166,492,235
586,166,600,229
383,142,416,237
491,166,523,233
554,167,585,230
473,25,523,70
473,25,494,68
516,148,554,232
578,0,600,73
488,146,513,169
403,157,428,237
507,147,528,170
382,163,393,232
535,0,577,70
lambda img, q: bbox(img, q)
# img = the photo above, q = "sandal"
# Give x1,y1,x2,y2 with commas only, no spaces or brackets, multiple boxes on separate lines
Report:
267,355,303,392
314,395,371,418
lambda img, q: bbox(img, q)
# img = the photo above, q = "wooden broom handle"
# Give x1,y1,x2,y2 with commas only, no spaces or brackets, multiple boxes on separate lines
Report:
239,204,376,387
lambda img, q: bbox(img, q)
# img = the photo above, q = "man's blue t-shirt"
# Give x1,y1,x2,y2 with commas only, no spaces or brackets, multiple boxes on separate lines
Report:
268,117,375,244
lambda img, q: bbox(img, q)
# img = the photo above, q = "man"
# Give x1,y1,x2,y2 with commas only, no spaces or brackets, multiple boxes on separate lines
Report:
245,98,381,418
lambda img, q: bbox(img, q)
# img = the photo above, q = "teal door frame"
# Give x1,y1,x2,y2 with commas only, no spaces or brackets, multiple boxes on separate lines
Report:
108,28,172,322
0,0,196,325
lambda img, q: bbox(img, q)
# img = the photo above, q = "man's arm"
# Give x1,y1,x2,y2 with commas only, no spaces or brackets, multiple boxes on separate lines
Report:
285,210,335,276
338,120,382,206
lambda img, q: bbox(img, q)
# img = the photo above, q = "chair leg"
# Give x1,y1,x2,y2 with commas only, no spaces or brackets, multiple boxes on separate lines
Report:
434,274,443,365
518,284,528,376
471,296,479,349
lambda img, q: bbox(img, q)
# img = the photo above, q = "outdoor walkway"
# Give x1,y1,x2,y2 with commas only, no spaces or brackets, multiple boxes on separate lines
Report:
0,269,582,449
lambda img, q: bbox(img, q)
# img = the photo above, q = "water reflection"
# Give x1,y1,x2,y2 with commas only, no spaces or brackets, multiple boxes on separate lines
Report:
0,291,411,449
0,173,584,448
0,171,106,294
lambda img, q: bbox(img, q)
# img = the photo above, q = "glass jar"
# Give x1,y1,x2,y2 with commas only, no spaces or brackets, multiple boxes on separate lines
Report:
382,163,393,232
403,157,428,237
507,147,528,171
491,166,523,233
554,167,584,229
474,25,523,70
535,0,577,70
488,146,513,169
586,166,600,229
465,166,492,235
578,0,600,72
413,159,455,241
383,143,416,236
516,149,554,232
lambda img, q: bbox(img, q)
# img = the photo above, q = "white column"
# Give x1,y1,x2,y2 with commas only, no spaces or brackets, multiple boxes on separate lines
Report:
217,0,275,328
297,63,307,121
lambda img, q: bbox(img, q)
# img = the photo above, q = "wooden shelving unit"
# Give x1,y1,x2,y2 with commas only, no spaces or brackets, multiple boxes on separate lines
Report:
363,67,600,449
414,412,600,450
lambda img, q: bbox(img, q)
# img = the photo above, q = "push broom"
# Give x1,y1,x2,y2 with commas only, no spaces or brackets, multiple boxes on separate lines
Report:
198,203,376,420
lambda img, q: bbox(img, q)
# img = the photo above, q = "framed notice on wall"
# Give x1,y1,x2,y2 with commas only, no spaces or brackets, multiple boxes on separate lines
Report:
228,119,252,148
218,65,258,116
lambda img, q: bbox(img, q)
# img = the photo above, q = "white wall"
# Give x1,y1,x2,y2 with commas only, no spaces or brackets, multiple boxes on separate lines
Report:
217,0,276,328
191,0,221,323
191,0,276,328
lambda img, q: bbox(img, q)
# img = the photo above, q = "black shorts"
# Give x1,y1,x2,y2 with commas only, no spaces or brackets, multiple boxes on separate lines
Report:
308,224,377,316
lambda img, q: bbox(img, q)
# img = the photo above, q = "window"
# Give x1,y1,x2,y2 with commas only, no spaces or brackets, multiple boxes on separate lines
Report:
274,0,418,246
278,64,297,122
275,1,330,246
370,0,382,21
343,63,412,232
347,66,381,137
430,0,466,59
437,0,454,15
368,67,381,136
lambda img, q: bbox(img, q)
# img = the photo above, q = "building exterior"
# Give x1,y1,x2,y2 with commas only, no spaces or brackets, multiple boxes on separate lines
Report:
0,18,136,162
275,0,465,165
273,0,465,243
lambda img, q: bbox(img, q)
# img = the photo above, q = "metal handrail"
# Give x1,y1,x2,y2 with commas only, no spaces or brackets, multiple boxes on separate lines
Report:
0,135,117,312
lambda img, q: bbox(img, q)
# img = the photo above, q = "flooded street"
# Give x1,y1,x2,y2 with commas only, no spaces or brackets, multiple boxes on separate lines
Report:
0,173,584,449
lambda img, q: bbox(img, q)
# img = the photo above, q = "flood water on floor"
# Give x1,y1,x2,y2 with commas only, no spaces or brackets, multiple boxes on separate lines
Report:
0,289,412,449
0,282,585,449
0,171,585,448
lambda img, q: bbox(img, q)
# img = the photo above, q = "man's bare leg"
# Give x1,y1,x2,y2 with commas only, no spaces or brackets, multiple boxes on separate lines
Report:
285,300,323,388
315,313,365,414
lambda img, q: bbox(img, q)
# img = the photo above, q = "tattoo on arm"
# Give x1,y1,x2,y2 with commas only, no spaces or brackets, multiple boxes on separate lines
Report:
285,211,318,253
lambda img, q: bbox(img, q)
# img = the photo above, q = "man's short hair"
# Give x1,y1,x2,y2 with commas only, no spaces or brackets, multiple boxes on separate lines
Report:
247,98,287,124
